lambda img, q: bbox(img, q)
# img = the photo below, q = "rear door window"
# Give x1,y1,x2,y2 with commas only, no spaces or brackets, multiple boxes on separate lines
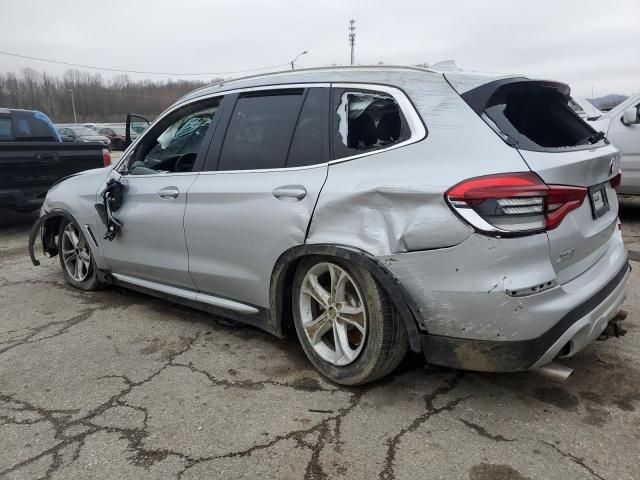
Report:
217,89,305,171
331,88,410,160
286,88,329,167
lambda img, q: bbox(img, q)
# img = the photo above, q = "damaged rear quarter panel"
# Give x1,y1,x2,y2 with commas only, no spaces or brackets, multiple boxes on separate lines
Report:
381,233,560,341
307,71,531,256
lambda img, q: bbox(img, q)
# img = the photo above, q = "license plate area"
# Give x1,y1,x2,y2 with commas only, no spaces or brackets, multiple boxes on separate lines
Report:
588,182,609,219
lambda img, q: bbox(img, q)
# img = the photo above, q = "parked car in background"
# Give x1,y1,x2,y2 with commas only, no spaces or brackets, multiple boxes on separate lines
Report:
1,108,110,212
82,123,99,131
30,67,628,385
56,126,111,149
588,93,640,196
97,125,126,150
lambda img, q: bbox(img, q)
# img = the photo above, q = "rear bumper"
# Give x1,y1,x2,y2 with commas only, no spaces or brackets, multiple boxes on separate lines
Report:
382,227,629,372
419,260,629,371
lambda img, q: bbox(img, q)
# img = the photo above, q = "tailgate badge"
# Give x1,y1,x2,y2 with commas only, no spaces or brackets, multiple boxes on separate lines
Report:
556,249,575,264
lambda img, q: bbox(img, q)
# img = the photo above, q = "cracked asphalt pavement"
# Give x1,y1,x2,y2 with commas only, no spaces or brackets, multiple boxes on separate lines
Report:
1,200,639,480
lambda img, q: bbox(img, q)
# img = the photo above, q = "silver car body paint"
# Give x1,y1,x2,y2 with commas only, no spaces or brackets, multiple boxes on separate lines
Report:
38,66,629,372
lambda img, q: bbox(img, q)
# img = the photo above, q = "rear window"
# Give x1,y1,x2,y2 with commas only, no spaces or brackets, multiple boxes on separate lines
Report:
10,110,59,141
0,118,13,140
463,81,601,151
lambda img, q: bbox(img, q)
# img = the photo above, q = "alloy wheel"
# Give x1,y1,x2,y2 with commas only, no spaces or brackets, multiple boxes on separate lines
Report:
299,262,367,366
61,223,91,282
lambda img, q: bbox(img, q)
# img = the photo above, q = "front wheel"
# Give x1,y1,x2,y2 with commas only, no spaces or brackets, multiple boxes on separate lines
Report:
292,256,408,386
58,218,102,291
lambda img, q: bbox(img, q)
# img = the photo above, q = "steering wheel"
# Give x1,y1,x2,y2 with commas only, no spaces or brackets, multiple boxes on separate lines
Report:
174,152,198,172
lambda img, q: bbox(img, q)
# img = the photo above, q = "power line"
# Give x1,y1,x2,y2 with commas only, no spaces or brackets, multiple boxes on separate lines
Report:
0,50,290,76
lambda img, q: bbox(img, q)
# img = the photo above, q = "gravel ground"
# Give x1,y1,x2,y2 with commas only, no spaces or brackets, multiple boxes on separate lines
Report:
0,199,639,480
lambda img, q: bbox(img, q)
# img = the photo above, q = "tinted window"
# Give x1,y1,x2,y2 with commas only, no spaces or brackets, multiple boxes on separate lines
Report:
126,97,222,175
332,89,410,160
286,88,328,167
0,118,14,140
12,110,58,141
217,90,304,171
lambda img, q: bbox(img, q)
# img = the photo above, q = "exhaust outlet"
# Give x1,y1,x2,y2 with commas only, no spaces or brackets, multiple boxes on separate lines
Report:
531,362,574,382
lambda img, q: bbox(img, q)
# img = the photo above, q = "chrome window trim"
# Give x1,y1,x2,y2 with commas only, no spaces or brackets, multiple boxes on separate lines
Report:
114,83,331,174
115,81,426,176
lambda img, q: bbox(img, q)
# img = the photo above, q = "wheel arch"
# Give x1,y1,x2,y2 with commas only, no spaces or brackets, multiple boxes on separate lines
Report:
269,244,423,352
28,209,77,266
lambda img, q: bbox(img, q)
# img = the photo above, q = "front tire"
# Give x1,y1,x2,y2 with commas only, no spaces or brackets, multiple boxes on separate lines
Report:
58,218,102,291
292,256,408,386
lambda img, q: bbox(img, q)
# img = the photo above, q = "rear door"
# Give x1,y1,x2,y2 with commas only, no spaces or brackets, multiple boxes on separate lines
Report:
457,78,621,284
184,86,330,309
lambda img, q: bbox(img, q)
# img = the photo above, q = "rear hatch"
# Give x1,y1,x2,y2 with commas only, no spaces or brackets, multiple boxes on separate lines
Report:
451,76,621,284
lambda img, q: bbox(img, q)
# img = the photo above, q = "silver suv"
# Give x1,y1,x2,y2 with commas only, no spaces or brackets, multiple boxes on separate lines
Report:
29,67,629,385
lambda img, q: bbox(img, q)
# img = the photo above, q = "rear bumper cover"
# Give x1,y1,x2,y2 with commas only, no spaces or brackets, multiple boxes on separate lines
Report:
420,259,629,372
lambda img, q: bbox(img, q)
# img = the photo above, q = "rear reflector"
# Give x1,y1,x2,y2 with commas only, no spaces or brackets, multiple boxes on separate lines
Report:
446,172,587,235
102,148,111,167
610,172,622,191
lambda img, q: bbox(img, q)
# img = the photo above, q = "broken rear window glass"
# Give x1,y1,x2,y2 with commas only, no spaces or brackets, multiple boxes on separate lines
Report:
332,89,410,160
470,82,600,151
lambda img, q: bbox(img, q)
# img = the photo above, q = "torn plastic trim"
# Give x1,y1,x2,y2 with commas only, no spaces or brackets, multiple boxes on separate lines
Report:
99,177,125,241
270,243,423,352
28,209,75,266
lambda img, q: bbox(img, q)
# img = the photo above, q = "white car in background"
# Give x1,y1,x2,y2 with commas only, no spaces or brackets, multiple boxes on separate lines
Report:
587,94,640,195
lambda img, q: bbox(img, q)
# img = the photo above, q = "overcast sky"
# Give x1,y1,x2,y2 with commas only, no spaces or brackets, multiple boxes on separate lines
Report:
0,0,638,97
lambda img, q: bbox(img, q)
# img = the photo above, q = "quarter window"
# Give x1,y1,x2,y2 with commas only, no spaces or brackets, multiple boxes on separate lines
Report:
332,89,410,160
217,90,305,171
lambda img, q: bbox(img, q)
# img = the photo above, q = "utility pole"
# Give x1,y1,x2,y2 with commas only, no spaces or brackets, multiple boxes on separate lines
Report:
67,89,77,123
349,19,356,65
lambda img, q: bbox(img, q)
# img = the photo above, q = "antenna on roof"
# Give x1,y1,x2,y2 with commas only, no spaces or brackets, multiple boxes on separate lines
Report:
349,19,356,65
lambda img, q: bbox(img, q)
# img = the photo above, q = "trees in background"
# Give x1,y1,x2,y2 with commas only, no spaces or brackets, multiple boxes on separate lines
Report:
0,69,216,123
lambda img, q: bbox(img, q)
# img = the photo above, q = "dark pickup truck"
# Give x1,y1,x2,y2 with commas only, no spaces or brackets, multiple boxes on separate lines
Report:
1,108,110,212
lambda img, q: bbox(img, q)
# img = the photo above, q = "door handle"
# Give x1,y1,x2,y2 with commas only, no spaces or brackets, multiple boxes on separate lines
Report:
272,186,307,200
158,187,179,199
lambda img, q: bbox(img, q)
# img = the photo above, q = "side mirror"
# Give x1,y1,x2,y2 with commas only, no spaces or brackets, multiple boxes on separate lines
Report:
125,113,150,148
622,107,638,125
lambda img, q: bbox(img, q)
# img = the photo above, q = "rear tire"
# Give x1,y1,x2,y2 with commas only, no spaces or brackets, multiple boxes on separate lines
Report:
292,256,408,386
58,218,102,291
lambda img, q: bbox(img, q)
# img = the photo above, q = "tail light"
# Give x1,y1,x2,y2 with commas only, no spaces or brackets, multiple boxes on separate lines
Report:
610,171,622,191
102,148,111,167
446,172,586,235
